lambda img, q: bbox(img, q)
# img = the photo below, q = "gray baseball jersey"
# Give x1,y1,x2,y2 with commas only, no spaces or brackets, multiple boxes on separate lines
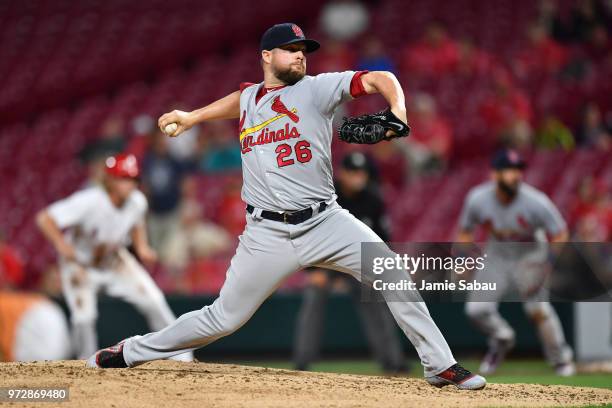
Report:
459,181,567,242
238,72,357,212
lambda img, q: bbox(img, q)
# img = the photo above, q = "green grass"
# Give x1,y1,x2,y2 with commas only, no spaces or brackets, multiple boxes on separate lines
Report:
479,360,612,390
231,358,612,390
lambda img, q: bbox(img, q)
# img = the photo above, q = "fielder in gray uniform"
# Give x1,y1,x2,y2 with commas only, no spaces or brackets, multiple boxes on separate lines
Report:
457,149,575,376
87,22,486,390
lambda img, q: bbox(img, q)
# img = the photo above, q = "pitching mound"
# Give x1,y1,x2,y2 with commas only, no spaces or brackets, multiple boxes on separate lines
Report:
1,361,611,407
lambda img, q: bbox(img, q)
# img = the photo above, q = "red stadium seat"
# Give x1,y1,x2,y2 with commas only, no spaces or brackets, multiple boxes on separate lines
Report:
0,0,609,289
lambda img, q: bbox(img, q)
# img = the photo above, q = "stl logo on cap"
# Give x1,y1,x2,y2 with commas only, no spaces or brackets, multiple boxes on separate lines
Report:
508,150,520,164
291,24,304,38
105,154,139,178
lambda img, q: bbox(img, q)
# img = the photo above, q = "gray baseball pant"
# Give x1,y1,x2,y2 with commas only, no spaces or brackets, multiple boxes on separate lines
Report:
123,202,456,376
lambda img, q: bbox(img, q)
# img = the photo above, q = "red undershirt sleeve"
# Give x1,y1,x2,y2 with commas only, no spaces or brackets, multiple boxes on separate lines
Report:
349,70,369,98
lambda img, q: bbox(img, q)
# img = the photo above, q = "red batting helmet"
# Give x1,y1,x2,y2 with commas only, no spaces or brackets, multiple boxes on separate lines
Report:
104,153,139,179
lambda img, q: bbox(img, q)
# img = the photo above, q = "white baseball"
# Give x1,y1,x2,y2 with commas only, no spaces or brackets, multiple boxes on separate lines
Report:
164,123,178,135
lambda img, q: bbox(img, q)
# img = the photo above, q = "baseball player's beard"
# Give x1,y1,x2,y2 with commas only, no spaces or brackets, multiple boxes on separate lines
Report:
274,65,305,85
497,180,519,199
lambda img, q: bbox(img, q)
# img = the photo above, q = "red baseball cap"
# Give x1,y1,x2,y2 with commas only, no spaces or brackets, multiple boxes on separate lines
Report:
104,153,140,179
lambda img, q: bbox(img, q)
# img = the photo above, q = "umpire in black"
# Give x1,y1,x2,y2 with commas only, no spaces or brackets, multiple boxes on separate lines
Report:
292,152,410,373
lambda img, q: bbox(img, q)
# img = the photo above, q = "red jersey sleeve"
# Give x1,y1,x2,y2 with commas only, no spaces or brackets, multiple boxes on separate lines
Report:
349,70,369,98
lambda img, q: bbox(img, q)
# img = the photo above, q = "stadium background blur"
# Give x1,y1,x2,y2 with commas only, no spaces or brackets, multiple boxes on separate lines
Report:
0,0,611,385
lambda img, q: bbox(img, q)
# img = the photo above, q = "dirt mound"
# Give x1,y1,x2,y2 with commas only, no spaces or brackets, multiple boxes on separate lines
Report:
1,360,611,407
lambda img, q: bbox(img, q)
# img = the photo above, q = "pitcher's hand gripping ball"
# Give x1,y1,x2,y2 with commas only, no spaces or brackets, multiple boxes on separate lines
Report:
163,123,178,136
338,108,410,144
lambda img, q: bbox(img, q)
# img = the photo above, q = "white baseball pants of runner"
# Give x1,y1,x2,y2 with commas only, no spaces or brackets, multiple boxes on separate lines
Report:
60,248,193,362
123,201,456,376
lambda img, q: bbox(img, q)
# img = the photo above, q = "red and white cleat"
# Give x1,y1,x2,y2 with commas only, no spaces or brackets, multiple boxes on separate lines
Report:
426,363,487,390
86,341,128,369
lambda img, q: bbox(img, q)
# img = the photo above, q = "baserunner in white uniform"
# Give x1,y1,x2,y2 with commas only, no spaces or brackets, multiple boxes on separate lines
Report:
37,153,193,363
457,149,575,376
86,23,486,390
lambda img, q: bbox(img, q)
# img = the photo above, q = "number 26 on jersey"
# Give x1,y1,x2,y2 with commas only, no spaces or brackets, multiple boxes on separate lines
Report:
275,141,312,167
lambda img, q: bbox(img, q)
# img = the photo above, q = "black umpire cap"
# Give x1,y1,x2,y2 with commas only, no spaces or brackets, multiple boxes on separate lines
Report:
260,23,320,53
342,152,370,171
491,149,526,170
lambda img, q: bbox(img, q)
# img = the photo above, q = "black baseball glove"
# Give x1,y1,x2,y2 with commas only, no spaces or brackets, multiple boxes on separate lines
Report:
338,108,410,144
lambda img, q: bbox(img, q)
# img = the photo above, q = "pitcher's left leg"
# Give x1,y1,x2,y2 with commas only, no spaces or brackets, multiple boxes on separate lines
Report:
294,206,485,389
105,249,194,362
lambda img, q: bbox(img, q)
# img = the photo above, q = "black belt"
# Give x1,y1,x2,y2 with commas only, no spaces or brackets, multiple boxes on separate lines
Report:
246,202,327,224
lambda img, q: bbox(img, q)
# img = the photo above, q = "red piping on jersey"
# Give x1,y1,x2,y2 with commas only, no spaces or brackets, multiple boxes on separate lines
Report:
240,82,288,104
240,82,256,92
255,84,287,104
240,71,368,104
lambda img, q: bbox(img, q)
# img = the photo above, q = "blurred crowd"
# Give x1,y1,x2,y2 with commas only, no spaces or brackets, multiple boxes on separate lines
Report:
314,0,611,236
1,0,610,297
324,0,611,232
320,0,611,157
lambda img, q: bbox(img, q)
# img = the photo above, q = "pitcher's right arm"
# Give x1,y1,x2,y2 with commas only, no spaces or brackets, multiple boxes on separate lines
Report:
158,90,241,137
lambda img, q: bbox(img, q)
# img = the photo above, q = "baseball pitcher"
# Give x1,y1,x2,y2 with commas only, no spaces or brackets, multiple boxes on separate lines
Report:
86,23,486,390
458,149,575,376
37,153,193,362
